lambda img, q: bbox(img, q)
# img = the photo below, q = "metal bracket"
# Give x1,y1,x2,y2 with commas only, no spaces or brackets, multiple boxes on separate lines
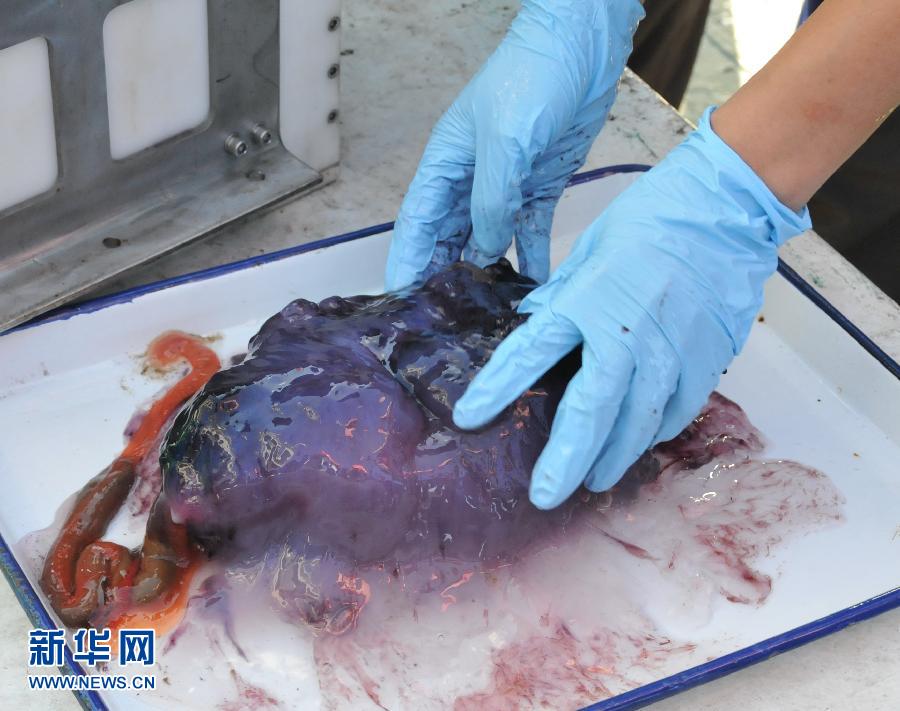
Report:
0,0,326,331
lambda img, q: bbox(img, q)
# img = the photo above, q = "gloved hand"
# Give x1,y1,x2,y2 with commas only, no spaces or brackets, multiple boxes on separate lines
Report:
385,0,645,290
453,108,812,509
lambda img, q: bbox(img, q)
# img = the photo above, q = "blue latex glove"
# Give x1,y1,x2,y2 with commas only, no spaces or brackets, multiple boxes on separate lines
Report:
385,0,645,290
454,109,812,509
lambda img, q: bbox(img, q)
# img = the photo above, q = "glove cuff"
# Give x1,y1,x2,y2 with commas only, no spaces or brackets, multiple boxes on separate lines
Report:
698,107,812,246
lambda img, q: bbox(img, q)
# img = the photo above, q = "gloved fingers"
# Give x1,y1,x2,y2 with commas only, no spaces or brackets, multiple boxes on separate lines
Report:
388,201,472,291
418,197,474,283
653,382,713,447
466,55,581,269
520,213,606,307
517,230,613,324
517,234,599,318
529,333,634,509
453,309,582,430
653,351,728,446
513,193,559,284
527,111,604,189
511,113,605,283
466,130,535,269
386,110,475,290
584,344,681,493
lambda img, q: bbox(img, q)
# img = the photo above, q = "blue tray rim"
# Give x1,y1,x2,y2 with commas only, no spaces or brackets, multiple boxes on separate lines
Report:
0,535,105,710
582,586,900,711
1,163,898,711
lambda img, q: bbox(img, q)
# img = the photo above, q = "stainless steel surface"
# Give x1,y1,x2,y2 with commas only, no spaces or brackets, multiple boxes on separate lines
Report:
0,0,325,331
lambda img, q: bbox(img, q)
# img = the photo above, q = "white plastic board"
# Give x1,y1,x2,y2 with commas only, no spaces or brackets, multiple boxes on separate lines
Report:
0,37,58,212
103,0,211,160
1,0,339,218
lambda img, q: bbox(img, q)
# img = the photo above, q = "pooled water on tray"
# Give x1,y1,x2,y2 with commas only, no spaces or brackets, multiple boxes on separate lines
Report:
20,391,844,710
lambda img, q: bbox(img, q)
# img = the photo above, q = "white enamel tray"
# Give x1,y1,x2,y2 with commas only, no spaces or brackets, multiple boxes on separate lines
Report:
1,167,898,710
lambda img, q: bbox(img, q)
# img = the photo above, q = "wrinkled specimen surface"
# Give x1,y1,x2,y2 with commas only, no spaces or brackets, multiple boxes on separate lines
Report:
30,260,846,709
162,260,645,629
151,389,842,711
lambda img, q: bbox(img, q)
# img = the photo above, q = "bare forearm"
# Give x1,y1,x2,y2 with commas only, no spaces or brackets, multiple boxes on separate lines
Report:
712,0,900,210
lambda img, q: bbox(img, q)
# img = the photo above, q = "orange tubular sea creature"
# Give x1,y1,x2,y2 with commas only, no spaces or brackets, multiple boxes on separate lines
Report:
40,332,220,633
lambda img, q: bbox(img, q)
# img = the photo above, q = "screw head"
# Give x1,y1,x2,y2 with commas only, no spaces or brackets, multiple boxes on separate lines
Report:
327,63,340,79
225,133,248,157
251,123,273,145
328,16,340,31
